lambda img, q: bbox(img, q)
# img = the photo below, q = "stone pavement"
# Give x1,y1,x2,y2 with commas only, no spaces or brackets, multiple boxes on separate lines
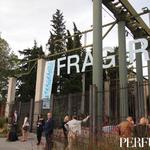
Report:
0,133,44,150
0,133,64,150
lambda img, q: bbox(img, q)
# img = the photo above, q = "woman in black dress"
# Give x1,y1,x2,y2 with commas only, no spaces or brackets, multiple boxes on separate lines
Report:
36,114,45,145
7,113,18,141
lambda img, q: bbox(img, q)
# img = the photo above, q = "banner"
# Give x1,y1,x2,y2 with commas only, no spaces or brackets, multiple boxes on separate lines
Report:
42,60,55,109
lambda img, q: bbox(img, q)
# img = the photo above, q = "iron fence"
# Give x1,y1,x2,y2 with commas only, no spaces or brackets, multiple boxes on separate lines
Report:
6,80,150,149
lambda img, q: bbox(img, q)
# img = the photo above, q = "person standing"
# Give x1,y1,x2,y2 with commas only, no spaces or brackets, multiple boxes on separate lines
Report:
13,110,18,138
7,113,18,141
44,112,54,150
117,116,134,137
36,114,45,145
62,115,70,140
133,117,150,137
62,115,70,149
21,113,30,142
65,115,90,150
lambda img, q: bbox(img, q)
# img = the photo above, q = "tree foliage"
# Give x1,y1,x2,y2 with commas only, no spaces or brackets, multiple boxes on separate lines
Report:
47,9,66,54
47,9,66,94
0,38,18,101
47,10,92,94
16,41,44,102
62,23,83,94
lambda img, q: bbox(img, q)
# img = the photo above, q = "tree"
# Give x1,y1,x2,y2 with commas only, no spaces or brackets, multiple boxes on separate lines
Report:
47,9,66,54
16,41,44,102
47,9,66,94
62,23,83,94
0,37,18,101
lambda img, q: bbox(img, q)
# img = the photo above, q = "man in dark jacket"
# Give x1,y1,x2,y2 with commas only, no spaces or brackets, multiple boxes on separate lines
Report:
44,112,54,150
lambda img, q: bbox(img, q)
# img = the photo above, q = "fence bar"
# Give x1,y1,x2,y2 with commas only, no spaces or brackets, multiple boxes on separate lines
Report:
89,85,93,148
92,85,97,143
68,94,72,116
29,98,34,132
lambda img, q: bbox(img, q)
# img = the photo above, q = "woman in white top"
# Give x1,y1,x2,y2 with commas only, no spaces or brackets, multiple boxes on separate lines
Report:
21,113,30,142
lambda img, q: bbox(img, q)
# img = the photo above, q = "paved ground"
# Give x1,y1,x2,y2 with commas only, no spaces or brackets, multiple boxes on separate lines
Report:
0,132,88,150
0,133,64,150
0,134,44,150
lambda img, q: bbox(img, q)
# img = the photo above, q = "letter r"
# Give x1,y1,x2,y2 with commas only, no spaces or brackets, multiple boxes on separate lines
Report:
129,38,149,63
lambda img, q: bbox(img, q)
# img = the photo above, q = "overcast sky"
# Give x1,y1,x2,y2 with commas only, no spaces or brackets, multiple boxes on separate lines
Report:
0,0,149,55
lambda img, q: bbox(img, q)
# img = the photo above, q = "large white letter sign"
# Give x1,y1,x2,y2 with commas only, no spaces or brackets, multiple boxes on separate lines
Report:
67,55,80,74
129,38,149,63
103,47,115,69
82,49,93,72
57,57,66,76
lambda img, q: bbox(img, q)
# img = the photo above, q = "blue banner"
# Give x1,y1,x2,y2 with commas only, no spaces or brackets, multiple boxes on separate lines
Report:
42,60,55,109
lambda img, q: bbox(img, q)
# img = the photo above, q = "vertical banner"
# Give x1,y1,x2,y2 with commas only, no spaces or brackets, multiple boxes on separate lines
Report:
42,60,55,109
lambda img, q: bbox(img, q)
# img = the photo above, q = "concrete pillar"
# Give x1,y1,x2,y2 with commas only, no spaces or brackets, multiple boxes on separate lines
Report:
135,43,145,117
104,81,110,117
5,77,16,117
118,21,128,120
89,85,97,146
92,85,97,138
89,85,93,145
34,59,46,121
93,0,103,129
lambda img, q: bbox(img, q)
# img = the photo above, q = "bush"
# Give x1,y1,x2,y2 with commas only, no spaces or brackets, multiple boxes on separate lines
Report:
0,117,6,128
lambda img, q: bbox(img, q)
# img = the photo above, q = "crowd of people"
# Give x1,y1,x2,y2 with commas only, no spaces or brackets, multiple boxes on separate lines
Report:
117,116,150,137
6,111,54,150
7,110,150,150
6,110,89,150
102,116,150,138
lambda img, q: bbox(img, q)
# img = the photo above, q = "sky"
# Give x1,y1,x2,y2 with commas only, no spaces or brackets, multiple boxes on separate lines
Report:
0,0,149,56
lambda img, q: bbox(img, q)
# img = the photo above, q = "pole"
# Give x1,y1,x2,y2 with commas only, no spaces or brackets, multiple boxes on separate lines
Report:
89,85,93,147
93,0,103,131
147,11,150,115
81,73,85,114
136,44,145,117
29,98,34,132
118,21,128,121
81,33,87,114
